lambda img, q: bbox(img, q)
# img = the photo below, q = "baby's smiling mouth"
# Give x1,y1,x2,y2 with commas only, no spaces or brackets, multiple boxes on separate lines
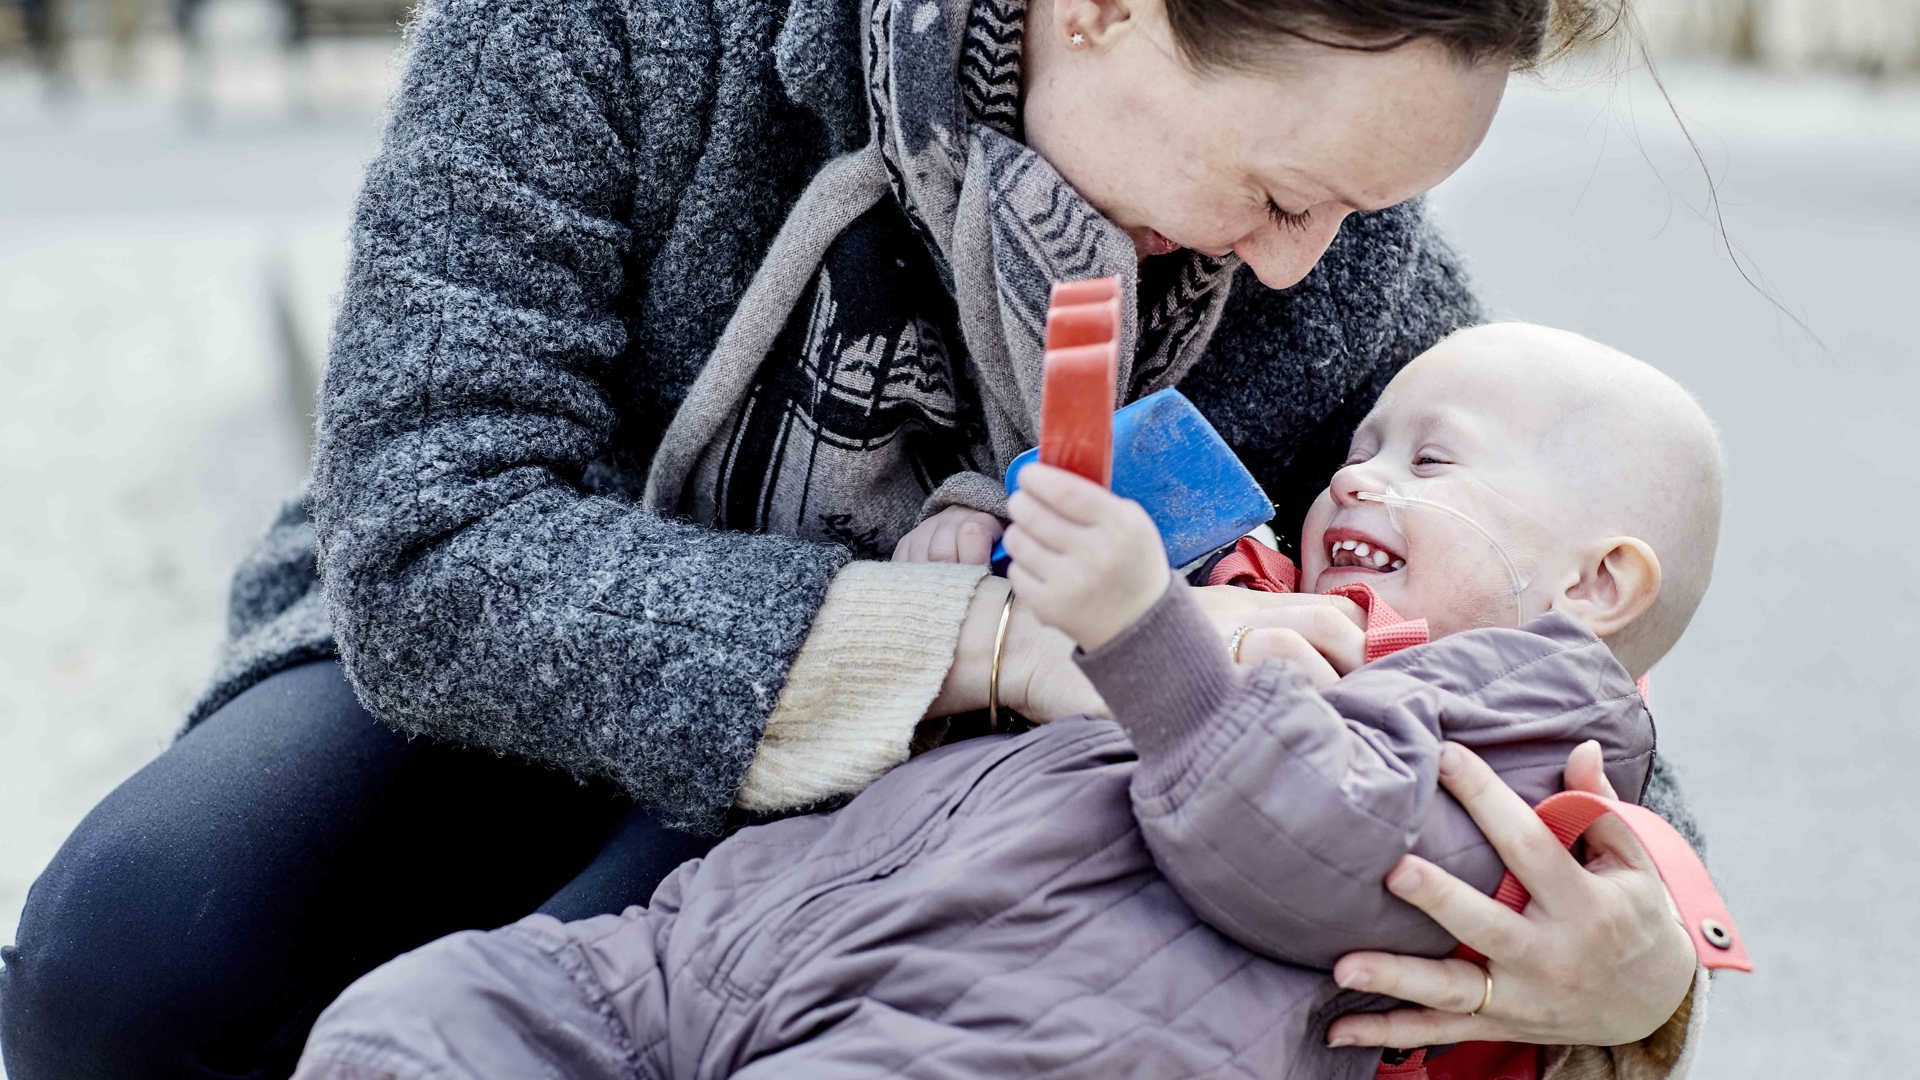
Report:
1325,533,1406,573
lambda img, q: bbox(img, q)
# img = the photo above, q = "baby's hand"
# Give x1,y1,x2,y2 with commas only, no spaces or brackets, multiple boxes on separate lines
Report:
1003,464,1172,652
892,506,1005,564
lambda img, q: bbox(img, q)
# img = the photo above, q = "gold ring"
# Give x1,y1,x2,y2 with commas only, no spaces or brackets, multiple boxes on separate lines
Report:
1227,625,1253,664
1468,968,1494,1017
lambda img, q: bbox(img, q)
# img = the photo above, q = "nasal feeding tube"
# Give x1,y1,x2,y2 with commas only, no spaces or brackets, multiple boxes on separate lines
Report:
1353,488,1531,622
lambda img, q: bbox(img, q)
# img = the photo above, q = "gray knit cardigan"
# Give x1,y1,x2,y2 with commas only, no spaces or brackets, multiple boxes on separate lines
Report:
187,0,1699,840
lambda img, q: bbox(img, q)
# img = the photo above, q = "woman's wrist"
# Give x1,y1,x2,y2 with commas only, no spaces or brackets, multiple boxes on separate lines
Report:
931,575,1011,718
929,576,1105,722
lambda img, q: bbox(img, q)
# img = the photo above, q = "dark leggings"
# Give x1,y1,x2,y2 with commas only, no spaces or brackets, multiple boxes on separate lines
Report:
0,660,716,1080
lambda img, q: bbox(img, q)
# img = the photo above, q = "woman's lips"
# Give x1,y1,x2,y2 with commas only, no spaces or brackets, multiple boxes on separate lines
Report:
1138,228,1182,258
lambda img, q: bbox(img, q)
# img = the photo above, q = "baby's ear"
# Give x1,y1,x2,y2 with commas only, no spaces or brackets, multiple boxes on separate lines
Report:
1556,537,1662,640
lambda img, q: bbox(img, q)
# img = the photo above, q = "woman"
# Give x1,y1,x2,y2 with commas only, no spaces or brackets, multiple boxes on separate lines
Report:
0,0,1707,1075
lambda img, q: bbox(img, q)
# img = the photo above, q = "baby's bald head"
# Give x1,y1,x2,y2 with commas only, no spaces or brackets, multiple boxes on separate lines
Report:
1307,323,1723,675
1434,324,1722,672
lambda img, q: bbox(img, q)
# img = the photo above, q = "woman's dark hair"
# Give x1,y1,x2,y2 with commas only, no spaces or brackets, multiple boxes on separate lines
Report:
1162,0,1627,72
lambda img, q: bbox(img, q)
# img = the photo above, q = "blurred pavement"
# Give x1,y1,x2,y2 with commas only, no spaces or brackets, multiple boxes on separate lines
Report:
1427,60,1920,1073
0,41,379,1054
2,36,1916,1077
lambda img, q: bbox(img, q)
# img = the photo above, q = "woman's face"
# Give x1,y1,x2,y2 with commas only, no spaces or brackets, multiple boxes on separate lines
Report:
1022,0,1510,289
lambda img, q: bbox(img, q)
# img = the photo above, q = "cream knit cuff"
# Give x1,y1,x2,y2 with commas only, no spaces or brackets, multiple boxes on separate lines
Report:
735,560,989,813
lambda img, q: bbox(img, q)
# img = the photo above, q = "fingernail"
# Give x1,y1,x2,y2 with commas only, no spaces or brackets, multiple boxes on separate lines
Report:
1387,860,1422,893
1335,966,1367,990
1327,1034,1356,1048
1437,742,1462,777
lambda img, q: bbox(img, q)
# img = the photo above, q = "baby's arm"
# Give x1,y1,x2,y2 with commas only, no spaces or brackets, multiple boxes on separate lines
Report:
1076,582,1654,969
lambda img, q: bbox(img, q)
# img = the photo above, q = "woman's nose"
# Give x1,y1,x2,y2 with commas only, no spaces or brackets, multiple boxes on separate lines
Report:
1233,209,1351,290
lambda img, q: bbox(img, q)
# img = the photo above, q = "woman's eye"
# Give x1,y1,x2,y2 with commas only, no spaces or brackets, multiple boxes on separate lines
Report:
1266,198,1313,233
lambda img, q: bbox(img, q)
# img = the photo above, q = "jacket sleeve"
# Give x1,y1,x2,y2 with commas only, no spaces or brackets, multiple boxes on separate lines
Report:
311,0,862,834
1075,583,1655,968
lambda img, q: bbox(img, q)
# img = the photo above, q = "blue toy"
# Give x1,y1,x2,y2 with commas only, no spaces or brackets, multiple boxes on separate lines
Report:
993,388,1274,573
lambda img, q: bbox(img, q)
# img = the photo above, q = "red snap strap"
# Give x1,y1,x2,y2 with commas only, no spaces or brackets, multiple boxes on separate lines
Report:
1324,582,1430,664
1455,790,1753,973
1206,535,1298,594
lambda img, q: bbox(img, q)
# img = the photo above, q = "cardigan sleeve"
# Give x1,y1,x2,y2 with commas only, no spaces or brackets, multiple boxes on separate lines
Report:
312,0,868,834
736,561,987,812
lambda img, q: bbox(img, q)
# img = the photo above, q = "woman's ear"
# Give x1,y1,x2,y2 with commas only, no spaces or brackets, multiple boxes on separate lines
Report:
1555,537,1662,640
1053,0,1139,49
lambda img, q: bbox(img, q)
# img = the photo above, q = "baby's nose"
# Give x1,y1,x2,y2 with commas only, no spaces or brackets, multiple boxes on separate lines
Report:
1328,463,1380,508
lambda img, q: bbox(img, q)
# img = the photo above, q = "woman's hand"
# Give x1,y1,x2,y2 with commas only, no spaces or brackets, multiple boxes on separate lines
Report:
894,506,1004,564
1325,741,1697,1050
928,576,1108,724
1190,585,1367,681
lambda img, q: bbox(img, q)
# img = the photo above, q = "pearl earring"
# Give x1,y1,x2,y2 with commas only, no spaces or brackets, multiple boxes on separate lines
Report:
1069,31,1086,47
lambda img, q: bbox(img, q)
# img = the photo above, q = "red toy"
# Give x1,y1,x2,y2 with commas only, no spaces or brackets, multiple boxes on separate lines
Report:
1037,277,1120,487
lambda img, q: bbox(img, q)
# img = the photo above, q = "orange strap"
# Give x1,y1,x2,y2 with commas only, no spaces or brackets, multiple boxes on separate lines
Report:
1382,793,1750,1080
1455,790,1753,974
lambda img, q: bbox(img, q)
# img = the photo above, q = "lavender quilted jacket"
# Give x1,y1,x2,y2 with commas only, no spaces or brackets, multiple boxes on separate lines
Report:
295,585,1655,1079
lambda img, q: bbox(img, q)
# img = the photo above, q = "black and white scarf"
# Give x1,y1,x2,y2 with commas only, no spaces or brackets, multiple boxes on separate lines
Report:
645,0,1241,556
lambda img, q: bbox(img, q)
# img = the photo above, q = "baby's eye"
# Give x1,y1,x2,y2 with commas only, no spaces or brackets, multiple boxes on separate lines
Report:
1413,452,1452,469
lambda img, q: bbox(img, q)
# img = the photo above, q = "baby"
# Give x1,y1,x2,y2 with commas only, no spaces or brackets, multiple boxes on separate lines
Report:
292,323,1723,1079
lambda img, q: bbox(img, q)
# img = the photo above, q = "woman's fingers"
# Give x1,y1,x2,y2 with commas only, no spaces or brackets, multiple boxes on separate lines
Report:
1192,585,1366,633
1435,743,1586,914
892,531,923,563
1381,855,1530,960
1188,588,1367,674
1324,1004,1500,1051
1237,628,1340,687
1559,740,1649,870
1294,607,1364,673
957,521,995,565
1332,952,1499,1017
1562,739,1619,799
927,520,961,562
1225,608,1364,675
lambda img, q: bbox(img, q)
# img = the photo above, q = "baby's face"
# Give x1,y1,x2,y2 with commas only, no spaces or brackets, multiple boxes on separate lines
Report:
1299,336,1586,638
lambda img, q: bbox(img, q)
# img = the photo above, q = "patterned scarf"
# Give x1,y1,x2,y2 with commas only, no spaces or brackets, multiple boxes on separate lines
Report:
645,0,1241,556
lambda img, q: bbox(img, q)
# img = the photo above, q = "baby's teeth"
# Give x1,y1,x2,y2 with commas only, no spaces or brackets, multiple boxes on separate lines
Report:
1389,558,1405,571
1354,543,1371,557
1370,550,1389,568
